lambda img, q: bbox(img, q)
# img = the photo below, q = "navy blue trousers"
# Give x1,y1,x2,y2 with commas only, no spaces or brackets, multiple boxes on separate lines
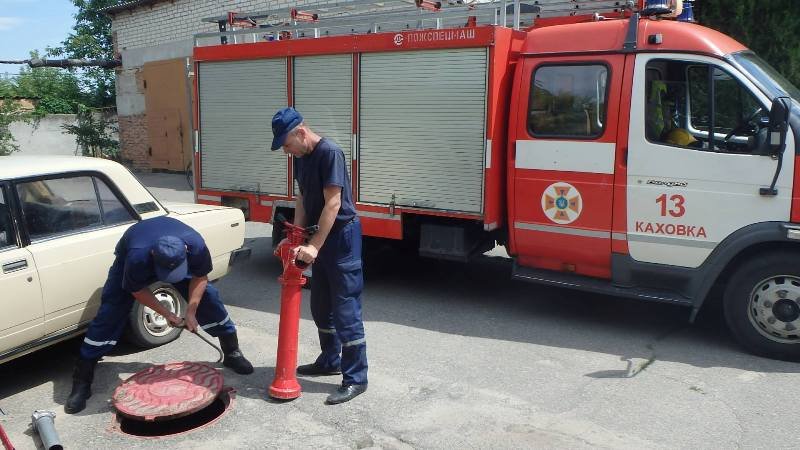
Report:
80,263,236,360
310,219,368,385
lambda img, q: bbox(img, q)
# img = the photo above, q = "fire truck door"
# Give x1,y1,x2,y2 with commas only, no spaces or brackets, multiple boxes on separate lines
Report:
512,55,624,279
626,53,794,268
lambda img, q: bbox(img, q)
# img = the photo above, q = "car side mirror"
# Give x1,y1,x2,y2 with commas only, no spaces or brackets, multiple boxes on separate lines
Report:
765,96,791,156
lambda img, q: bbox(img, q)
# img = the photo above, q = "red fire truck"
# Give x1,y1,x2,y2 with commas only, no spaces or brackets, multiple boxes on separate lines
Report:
190,0,800,360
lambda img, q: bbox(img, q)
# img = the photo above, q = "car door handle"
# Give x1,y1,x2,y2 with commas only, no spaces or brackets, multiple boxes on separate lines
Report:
2,259,28,273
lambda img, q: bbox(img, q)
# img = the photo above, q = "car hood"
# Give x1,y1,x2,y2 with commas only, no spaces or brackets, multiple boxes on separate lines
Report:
162,201,227,215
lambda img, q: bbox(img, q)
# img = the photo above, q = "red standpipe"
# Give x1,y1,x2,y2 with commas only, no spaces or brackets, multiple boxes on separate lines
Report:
268,220,314,400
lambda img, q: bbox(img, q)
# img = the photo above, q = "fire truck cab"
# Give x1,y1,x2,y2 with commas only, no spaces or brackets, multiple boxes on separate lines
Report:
191,1,800,360
507,12,799,361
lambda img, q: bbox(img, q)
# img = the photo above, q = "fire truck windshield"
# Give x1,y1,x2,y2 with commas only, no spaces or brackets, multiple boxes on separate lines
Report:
732,51,800,102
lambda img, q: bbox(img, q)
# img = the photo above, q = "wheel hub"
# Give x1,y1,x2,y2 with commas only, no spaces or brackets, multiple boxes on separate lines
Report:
748,276,800,343
142,291,180,337
773,299,800,323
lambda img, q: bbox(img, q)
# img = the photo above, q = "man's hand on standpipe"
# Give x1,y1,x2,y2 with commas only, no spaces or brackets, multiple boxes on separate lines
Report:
293,244,318,266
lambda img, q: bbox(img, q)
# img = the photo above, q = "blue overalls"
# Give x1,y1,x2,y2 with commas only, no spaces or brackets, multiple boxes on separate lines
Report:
295,138,368,385
79,216,236,361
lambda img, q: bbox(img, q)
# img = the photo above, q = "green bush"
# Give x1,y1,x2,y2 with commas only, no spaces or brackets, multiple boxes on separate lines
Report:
61,105,119,159
0,99,30,156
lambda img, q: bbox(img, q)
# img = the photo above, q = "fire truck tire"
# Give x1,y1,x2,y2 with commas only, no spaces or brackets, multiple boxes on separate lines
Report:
125,283,186,348
723,251,800,361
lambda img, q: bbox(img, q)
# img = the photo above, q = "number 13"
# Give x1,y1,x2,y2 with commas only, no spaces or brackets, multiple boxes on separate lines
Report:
656,194,685,217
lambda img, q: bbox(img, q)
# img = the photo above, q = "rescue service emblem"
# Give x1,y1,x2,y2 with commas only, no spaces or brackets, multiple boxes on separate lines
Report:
542,183,582,224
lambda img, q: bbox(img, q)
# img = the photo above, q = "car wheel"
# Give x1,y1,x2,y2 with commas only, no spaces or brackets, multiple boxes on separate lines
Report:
125,282,186,348
723,251,800,361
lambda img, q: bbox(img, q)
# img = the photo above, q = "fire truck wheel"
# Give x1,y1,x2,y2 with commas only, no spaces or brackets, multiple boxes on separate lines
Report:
723,251,800,361
125,283,186,348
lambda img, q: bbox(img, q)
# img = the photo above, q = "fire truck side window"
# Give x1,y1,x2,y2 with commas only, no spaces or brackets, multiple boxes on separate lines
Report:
645,59,767,153
528,64,608,138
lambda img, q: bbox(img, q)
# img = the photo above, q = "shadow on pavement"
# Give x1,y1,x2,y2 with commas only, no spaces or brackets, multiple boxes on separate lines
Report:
4,231,797,405
218,235,800,376
0,335,337,417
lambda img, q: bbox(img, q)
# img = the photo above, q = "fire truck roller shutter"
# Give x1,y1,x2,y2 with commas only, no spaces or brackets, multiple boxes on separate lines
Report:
198,59,289,195
359,48,488,213
293,54,354,196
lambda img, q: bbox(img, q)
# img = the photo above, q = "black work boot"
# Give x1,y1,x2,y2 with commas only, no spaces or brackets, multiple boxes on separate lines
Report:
325,383,368,405
65,358,97,414
297,362,341,376
218,332,254,375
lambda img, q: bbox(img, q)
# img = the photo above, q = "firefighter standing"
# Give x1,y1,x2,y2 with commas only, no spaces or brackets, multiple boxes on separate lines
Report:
65,216,254,414
271,107,368,404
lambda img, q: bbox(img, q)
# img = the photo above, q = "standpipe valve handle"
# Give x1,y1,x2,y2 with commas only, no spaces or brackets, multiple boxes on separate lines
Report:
269,216,315,399
293,224,319,269
175,319,224,363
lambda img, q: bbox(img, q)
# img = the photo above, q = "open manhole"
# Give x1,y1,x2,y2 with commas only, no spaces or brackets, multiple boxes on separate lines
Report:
111,362,234,438
115,389,233,437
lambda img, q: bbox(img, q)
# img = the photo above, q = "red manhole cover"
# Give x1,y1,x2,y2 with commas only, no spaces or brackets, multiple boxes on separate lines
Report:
112,362,223,422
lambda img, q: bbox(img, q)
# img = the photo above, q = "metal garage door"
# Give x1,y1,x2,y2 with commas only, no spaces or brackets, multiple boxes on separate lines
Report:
199,59,288,194
359,48,487,213
293,54,353,180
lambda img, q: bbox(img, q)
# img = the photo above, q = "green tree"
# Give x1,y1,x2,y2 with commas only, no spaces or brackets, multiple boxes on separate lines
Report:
13,52,85,116
0,99,30,156
0,78,15,98
47,0,118,107
697,0,800,87
61,104,119,159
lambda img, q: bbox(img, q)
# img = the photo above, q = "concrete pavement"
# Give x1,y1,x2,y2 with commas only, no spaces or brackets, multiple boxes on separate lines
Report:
1,173,799,449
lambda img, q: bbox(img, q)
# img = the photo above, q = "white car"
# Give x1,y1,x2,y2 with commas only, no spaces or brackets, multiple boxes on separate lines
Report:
0,156,250,363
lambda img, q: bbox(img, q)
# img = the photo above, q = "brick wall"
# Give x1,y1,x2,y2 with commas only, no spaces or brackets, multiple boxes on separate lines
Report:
111,1,368,171
112,1,321,170
112,0,320,51
118,114,150,170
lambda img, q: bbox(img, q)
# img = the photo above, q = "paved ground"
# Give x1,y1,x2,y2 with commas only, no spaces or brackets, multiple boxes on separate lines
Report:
1,173,799,449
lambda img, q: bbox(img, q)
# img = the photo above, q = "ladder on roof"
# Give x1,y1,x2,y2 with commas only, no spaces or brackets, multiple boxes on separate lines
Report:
195,0,637,47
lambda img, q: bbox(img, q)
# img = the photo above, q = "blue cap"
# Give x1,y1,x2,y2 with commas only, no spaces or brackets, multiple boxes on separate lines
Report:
271,107,304,150
152,235,189,283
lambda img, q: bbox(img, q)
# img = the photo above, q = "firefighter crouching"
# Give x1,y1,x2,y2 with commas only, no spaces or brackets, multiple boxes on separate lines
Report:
65,216,254,414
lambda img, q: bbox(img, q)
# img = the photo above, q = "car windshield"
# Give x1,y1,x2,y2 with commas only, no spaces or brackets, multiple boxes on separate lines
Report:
731,51,800,101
